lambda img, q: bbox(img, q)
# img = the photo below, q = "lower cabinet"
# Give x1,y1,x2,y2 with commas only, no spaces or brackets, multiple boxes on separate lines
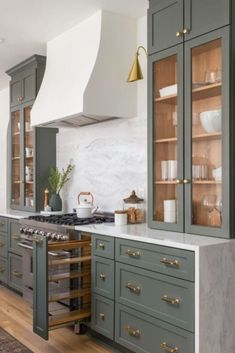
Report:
91,294,114,340
115,303,194,353
91,235,195,353
8,252,23,292
0,257,8,284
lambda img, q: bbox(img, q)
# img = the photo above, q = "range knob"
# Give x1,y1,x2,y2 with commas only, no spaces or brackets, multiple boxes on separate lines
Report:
39,230,46,236
51,233,58,240
46,232,52,239
20,227,25,234
61,235,69,241
34,229,41,235
28,228,35,235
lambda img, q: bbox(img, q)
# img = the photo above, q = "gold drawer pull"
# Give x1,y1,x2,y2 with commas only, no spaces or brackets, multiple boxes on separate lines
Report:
98,242,105,249
126,325,141,338
125,282,141,294
161,295,181,305
0,267,5,273
126,249,141,258
160,342,179,352
12,235,21,240
99,273,106,280
160,257,179,268
0,241,5,247
12,270,23,278
99,313,105,320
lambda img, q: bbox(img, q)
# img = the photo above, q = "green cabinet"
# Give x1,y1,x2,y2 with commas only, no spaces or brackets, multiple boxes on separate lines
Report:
7,55,58,212
92,294,114,340
148,22,232,237
148,0,230,53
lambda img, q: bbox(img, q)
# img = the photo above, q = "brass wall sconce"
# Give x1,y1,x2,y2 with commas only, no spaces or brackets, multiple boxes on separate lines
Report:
127,45,148,83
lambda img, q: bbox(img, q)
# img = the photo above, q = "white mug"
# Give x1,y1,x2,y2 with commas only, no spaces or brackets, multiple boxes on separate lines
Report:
167,160,177,180
164,200,177,223
25,147,33,157
161,161,168,180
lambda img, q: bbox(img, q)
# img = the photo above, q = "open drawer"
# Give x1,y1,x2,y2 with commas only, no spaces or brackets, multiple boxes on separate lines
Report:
33,234,91,340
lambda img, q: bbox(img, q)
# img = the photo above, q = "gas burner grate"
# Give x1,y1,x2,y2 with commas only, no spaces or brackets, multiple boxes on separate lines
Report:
28,213,114,226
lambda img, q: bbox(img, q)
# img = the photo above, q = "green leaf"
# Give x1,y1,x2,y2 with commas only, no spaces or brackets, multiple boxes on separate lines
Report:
48,164,75,194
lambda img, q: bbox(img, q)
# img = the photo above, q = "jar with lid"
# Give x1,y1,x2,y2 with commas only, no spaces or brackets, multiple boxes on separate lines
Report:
123,190,144,224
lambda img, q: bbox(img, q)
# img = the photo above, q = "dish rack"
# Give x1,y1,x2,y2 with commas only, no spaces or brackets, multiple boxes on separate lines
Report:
33,233,91,340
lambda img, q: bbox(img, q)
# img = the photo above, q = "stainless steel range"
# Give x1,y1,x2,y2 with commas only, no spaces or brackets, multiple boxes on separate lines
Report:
18,212,114,339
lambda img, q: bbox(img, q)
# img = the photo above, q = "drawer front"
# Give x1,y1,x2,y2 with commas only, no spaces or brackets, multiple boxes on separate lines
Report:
92,294,114,340
0,233,7,258
8,253,23,292
92,234,114,259
0,257,8,284
115,303,194,353
92,256,114,299
116,263,194,331
9,220,22,255
0,217,8,233
115,238,194,281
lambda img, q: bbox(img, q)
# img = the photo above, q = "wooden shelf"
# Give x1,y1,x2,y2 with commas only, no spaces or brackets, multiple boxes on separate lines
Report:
154,94,177,104
13,132,20,136
48,240,91,252
192,82,221,100
25,181,34,184
48,270,90,282
154,137,177,143
48,288,90,302
192,132,221,141
13,181,20,184
49,255,91,266
25,156,33,159
193,180,222,184
12,157,20,160
48,309,90,328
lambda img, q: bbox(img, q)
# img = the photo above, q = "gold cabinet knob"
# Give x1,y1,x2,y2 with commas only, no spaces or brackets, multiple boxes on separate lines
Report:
175,179,182,184
99,273,106,280
98,242,105,249
99,313,105,320
183,28,190,34
176,31,183,37
17,96,24,102
126,325,141,338
183,179,191,184
160,342,179,352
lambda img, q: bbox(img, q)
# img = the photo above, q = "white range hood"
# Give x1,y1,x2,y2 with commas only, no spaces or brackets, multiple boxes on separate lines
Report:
31,10,137,128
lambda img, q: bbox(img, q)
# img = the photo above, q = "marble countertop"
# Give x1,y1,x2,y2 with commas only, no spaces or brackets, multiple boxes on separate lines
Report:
0,209,37,219
74,222,233,251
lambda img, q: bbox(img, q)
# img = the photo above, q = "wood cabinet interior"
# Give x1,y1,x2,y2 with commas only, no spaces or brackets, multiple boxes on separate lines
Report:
24,106,33,207
153,55,178,223
47,235,91,331
191,39,222,228
11,110,20,206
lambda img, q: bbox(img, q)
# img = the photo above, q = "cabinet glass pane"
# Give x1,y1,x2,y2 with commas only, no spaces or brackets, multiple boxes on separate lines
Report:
153,55,179,224
11,110,20,206
24,106,34,208
191,39,222,228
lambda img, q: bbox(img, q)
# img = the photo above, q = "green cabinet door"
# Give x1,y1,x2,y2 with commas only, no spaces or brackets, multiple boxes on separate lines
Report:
184,0,230,42
148,0,184,54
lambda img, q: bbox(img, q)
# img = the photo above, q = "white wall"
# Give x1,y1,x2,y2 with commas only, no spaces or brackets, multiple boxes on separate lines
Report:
57,15,147,212
0,88,9,209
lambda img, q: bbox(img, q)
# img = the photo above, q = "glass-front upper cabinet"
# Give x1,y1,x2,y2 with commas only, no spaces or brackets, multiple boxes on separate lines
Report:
149,27,230,237
149,45,184,232
10,103,34,210
185,28,229,237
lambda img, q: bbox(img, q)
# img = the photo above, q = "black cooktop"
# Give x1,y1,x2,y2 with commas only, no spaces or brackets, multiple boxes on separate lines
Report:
28,213,114,226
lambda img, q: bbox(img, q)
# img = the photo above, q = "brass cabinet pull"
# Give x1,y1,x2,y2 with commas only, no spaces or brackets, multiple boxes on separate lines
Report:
160,257,179,268
99,273,106,280
175,179,183,184
161,295,181,305
0,221,5,226
12,235,21,240
183,28,190,34
98,242,105,249
183,179,191,184
12,270,23,278
99,313,105,320
17,96,24,102
126,325,141,338
160,342,179,352
126,249,141,258
125,282,141,294
0,241,5,247
176,31,183,37
0,267,5,273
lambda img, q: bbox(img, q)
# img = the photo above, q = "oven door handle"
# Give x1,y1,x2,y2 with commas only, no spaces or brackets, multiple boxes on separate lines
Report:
18,241,67,257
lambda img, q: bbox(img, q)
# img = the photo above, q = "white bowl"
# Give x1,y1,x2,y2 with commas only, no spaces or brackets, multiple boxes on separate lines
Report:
159,84,177,97
212,167,222,180
199,109,221,133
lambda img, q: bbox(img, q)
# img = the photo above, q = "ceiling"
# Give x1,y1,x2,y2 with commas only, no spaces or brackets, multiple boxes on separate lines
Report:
0,0,147,91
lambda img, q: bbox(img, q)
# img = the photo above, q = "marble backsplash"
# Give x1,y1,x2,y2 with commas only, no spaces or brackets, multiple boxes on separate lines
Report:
56,116,147,213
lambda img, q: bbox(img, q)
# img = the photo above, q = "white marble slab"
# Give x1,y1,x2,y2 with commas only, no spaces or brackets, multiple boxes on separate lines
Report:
74,222,232,251
0,209,38,219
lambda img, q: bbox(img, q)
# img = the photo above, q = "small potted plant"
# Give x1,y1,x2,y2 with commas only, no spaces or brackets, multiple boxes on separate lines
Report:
48,163,74,211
